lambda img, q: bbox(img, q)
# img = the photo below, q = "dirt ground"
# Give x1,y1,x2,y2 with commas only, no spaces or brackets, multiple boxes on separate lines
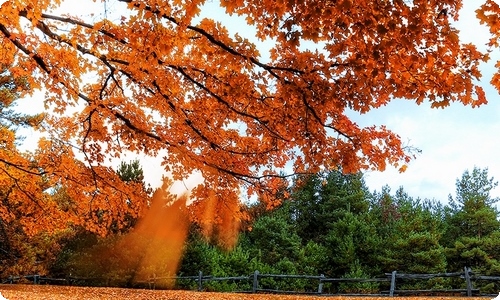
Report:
0,284,491,300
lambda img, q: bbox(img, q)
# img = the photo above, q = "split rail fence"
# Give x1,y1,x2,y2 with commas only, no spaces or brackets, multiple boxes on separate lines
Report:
3,267,500,296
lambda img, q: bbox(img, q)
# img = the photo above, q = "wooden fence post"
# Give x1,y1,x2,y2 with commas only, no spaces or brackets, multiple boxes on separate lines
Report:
198,271,203,291
318,274,324,294
252,270,259,293
464,266,472,297
389,271,397,297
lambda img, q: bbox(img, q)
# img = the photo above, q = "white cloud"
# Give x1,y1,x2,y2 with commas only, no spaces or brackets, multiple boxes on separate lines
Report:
360,98,500,202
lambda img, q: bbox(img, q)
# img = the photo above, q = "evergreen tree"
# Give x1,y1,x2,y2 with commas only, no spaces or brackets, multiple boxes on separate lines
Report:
446,167,500,240
288,171,370,243
117,159,146,184
371,187,446,277
285,170,379,278
243,213,302,267
325,211,380,278
443,167,500,287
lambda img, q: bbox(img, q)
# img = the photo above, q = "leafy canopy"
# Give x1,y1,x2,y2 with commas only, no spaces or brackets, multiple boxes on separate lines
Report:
0,0,498,233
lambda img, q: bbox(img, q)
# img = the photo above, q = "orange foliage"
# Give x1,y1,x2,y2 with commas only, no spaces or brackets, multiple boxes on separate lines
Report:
112,179,190,286
72,178,244,285
189,187,243,249
0,285,489,300
0,0,498,236
477,0,500,92
0,134,150,238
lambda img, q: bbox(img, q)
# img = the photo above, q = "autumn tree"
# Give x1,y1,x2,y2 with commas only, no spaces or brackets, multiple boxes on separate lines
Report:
0,47,68,277
0,0,496,236
477,0,500,92
0,41,151,239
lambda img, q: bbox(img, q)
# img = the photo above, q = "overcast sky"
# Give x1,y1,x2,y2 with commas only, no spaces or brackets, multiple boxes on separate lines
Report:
13,0,500,203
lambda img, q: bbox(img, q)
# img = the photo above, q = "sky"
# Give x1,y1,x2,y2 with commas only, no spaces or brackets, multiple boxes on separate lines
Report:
188,0,500,203
11,0,500,203
353,0,500,202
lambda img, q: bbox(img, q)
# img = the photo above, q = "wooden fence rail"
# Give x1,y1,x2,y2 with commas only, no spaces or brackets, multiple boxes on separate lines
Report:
3,266,500,296
385,267,479,297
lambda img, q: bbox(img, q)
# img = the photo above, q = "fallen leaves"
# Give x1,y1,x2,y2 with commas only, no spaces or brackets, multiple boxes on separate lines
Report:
0,285,490,300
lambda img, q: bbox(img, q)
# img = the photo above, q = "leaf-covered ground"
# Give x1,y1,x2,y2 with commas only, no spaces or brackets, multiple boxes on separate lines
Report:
0,285,490,300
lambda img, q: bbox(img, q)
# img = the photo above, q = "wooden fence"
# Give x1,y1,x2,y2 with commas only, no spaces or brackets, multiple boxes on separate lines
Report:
3,267,499,296
386,267,479,296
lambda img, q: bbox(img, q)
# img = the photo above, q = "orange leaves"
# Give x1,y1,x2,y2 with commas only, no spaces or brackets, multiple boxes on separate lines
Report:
188,180,243,249
252,176,289,210
0,0,498,239
477,0,500,47
473,86,488,107
0,285,489,300
24,137,151,236
476,0,500,93
108,183,191,285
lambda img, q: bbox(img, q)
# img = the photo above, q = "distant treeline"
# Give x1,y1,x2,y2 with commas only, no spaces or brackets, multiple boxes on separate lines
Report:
175,167,500,293
3,165,500,293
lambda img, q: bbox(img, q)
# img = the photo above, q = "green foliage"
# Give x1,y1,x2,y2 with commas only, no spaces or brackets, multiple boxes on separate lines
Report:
244,213,302,266
446,167,500,241
338,260,379,294
116,160,145,183
372,187,446,277
174,168,500,293
326,211,380,277
177,232,255,291
297,241,329,275
178,233,219,277
288,171,369,243
444,168,500,277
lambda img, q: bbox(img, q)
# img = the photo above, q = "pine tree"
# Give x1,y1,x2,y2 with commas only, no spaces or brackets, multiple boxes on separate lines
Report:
443,167,500,286
372,187,446,278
